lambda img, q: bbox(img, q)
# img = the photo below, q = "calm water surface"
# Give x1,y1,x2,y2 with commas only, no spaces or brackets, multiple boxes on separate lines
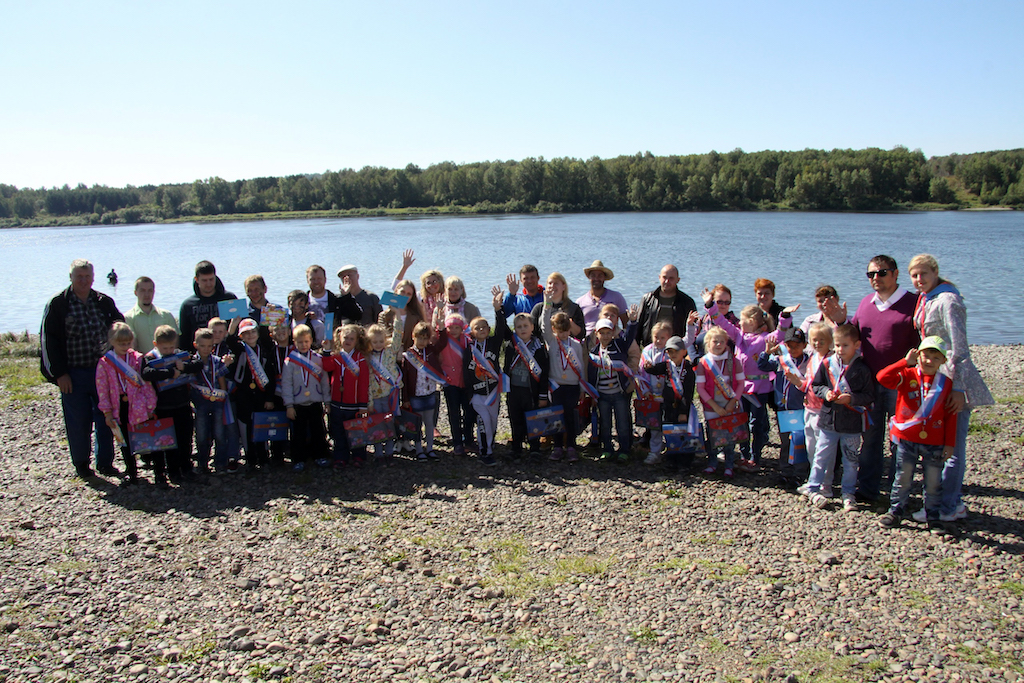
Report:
3,212,1020,344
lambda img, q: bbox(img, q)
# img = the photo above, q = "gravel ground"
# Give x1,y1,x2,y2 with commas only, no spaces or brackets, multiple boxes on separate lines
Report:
0,346,1022,683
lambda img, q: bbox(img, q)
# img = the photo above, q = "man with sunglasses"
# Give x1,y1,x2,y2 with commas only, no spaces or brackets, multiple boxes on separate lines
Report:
822,255,919,502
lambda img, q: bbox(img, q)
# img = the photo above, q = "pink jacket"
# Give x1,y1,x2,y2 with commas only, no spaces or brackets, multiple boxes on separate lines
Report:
709,307,790,396
96,350,158,428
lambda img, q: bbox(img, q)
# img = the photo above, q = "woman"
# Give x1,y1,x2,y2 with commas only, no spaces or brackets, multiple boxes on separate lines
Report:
907,253,993,522
530,272,585,340
436,276,481,328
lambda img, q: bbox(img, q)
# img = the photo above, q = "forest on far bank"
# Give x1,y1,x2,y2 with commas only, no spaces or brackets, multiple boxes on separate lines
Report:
2,147,1022,228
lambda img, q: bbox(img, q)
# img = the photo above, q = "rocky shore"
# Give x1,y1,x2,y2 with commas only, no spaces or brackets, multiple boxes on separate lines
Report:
0,346,1021,682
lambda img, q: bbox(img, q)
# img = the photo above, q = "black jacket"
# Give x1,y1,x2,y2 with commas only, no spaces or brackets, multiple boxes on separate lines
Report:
40,287,123,382
636,287,697,346
496,315,549,404
179,276,237,351
812,356,875,433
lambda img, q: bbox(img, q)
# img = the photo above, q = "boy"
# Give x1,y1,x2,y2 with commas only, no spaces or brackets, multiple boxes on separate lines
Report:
282,324,330,471
639,321,673,465
647,334,698,470
463,291,507,466
541,306,585,461
498,311,549,458
807,324,875,511
796,323,834,498
402,321,445,460
758,327,811,486
876,337,957,528
229,317,279,471
208,317,241,471
438,313,476,456
588,316,638,463
140,325,202,485
190,328,230,474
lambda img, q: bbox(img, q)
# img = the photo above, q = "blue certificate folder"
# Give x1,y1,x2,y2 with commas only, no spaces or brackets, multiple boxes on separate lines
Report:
777,409,805,433
380,291,410,309
218,298,248,320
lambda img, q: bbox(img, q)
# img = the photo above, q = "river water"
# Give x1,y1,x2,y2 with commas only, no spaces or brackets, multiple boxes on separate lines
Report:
3,211,1020,344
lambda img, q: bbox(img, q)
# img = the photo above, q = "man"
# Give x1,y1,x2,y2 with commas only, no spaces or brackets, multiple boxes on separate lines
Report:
336,265,381,326
41,259,124,478
635,264,697,346
179,261,238,350
307,264,363,333
823,255,920,502
500,264,545,317
576,260,628,335
124,276,178,351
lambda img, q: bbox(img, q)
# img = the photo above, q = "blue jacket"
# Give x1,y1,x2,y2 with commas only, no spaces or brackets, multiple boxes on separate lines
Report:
586,322,638,394
757,351,809,410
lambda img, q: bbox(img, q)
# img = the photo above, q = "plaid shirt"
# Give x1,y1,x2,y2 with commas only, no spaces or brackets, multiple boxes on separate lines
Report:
65,294,110,368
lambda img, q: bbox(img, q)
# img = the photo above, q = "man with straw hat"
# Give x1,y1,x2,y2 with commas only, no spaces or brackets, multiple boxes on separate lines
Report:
576,260,628,335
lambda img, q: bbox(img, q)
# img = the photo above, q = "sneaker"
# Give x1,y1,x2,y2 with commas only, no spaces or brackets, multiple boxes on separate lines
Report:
417,452,428,461
703,465,717,475
566,447,579,463
939,503,968,522
453,445,466,456
293,462,305,472
226,459,240,473
724,468,734,479
528,451,541,459
911,508,928,523
842,497,857,512
796,483,813,498
97,465,121,477
878,511,900,528
600,452,614,462
617,452,629,464
426,450,439,460
119,476,138,488
315,458,331,468
736,459,756,473
480,453,497,467
644,452,663,466
549,447,563,461
212,468,227,476
810,493,829,509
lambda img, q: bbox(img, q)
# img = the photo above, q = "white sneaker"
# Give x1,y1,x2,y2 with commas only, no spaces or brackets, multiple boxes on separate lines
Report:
796,483,813,497
842,497,856,512
644,452,663,466
810,493,829,509
911,508,928,523
940,503,968,522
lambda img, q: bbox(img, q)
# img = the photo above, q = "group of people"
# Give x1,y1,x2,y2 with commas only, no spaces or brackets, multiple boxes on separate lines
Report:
40,251,991,526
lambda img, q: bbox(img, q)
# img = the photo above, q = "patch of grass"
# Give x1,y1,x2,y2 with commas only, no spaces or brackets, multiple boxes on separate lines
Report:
381,551,407,567
954,643,1024,672
999,581,1024,596
968,421,999,435
789,648,860,682
490,537,529,574
904,590,934,608
654,557,691,571
544,555,614,586
996,394,1024,405
181,639,217,662
628,625,658,642
694,559,748,580
700,636,727,653
50,559,91,574
510,630,574,653
0,359,49,406
933,558,957,572
0,333,39,358
690,532,733,546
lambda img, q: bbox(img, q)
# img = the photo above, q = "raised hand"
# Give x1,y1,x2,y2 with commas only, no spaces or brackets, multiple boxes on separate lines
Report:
402,249,416,271
782,303,801,315
492,288,505,311
687,310,700,327
905,348,919,366
701,287,714,306
506,273,519,295
822,297,847,324
627,303,640,322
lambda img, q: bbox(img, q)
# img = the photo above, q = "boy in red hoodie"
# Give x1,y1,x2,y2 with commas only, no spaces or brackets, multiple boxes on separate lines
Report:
876,336,957,528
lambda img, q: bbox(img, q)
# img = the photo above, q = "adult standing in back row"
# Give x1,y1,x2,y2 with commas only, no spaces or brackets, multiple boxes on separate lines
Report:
576,260,628,335
179,261,237,351
41,259,124,479
823,255,919,502
636,264,697,346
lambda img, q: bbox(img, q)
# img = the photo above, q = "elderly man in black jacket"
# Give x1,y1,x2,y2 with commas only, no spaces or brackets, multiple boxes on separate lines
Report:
635,264,697,346
41,259,124,479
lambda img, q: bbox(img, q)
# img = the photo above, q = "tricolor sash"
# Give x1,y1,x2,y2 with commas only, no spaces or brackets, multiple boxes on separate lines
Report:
194,385,228,402
589,351,635,378
470,343,501,381
559,339,598,399
668,362,688,400
404,350,448,387
512,334,543,381
287,351,324,381
102,351,143,389
243,343,270,391
778,346,804,383
825,354,869,428
485,374,511,407
336,350,360,376
369,353,400,390
700,355,737,401
890,369,948,433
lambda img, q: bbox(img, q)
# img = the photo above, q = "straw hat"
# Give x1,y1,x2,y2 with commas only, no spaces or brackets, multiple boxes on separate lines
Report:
583,260,614,279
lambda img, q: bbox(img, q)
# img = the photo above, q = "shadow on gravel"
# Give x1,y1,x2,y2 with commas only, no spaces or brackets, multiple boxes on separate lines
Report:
965,483,1024,501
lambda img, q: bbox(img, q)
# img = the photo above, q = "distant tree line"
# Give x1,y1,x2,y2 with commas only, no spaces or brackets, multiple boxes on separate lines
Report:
2,147,1021,226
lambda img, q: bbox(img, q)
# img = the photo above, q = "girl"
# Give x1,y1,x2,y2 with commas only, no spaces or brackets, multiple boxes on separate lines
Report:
97,323,158,486
703,290,799,471
462,291,507,466
437,313,475,455
322,324,370,467
286,289,325,348
402,321,446,460
541,291,587,460
695,326,746,478
390,250,429,349
366,315,404,463
796,323,834,498
419,268,446,324
639,321,673,465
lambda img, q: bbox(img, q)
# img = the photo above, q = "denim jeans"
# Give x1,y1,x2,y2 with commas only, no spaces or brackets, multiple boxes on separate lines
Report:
740,393,771,463
889,439,945,518
60,366,115,470
857,385,898,499
371,396,396,457
808,429,861,497
598,391,631,454
193,399,228,470
410,392,439,454
938,408,971,515
803,411,832,490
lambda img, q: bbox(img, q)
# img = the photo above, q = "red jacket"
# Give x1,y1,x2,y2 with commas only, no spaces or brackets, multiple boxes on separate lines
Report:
877,359,956,448
322,350,369,408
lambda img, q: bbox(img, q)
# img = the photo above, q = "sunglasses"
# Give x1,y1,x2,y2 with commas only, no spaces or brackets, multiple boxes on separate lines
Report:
866,269,892,279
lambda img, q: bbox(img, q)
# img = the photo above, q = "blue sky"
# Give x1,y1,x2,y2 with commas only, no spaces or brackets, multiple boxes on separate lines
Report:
3,0,1022,189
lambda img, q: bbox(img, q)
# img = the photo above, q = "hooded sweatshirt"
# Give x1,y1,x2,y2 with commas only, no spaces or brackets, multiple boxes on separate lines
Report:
179,276,237,351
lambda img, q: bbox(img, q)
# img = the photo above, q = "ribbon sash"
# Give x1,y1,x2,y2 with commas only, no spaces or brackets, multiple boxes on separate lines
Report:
194,384,228,402
244,343,270,391
512,333,542,381
369,353,400,389
404,350,448,387
336,350,360,376
287,351,324,381
778,346,804,383
556,339,598,400
890,369,948,432
700,355,737,401
668,362,688,399
470,343,501,381
102,351,143,389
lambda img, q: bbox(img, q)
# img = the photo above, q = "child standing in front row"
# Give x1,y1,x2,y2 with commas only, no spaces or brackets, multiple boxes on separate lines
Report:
97,323,157,487
366,313,404,462
322,324,370,467
757,327,811,486
807,324,874,512
463,291,507,466
639,321,673,465
229,317,279,471
589,314,638,463
695,326,746,478
797,323,834,498
498,309,549,458
877,336,958,528
208,317,241,471
191,328,230,474
402,321,445,460
541,306,585,460
282,324,330,471
142,325,203,483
